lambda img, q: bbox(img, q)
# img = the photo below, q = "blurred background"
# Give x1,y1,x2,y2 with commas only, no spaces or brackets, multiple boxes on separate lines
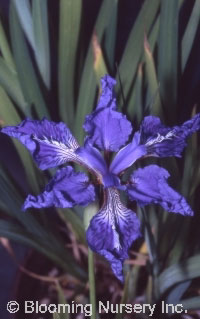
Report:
0,0,200,318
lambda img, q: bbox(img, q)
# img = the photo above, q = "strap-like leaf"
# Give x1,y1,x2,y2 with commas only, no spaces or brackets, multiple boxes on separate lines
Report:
166,280,191,303
179,296,200,310
92,33,108,83
104,0,118,71
0,57,27,113
32,0,50,89
181,0,200,71
57,208,85,244
56,283,70,319
158,0,178,118
157,254,200,296
127,63,143,122
118,0,160,106
58,0,82,127
0,88,39,192
53,313,61,319
0,18,15,71
144,36,162,118
12,0,35,50
9,2,49,118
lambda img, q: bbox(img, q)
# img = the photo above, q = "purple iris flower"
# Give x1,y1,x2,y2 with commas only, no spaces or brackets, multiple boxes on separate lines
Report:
1,75,200,281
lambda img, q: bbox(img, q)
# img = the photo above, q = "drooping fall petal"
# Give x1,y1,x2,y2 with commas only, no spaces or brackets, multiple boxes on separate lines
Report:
86,188,140,281
139,114,200,157
1,118,80,170
23,166,95,210
127,165,193,216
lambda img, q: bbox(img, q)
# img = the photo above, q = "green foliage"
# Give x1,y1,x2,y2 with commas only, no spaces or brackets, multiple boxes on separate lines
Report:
0,0,200,317
58,0,82,127
158,0,178,117
53,313,61,319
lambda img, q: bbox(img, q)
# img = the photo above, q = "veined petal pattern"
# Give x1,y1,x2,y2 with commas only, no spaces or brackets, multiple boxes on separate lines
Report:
86,187,140,281
1,118,80,170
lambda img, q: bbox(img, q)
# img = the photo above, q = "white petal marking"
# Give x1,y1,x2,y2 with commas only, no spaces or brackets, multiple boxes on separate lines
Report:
145,131,176,147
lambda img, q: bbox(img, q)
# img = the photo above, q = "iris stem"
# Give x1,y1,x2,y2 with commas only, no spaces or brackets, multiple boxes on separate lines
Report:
83,203,98,319
88,248,96,319
142,208,158,268
142,208,160,301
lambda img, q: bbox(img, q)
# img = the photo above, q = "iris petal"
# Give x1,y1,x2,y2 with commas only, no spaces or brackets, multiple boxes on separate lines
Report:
76,139,107,178
1,118,80,170
76,140,125,188
96,75,116,110
127,165,193,216
83,75,132,151
23,166,95,210
139,114,200,157
110,132,146,174
86,188,140,281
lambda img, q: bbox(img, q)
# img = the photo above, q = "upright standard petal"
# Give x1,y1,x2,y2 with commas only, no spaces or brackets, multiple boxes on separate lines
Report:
75,139,107,179
1,118,80,170
139,114,200,157
127,165,193,216
76,139,125,189
23,166,95,210
83,75,132,151
110,132,146,174
96,75,117,110
86,188,140,281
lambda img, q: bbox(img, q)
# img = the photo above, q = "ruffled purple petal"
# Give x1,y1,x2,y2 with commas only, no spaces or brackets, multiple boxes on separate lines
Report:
83,75,132,151
127,165,193,216
139,114,200,157
96,75,117,110
1,118,80,170
23,166,95,210
97,250,124,282
86,188,140,281
110,132,146,174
